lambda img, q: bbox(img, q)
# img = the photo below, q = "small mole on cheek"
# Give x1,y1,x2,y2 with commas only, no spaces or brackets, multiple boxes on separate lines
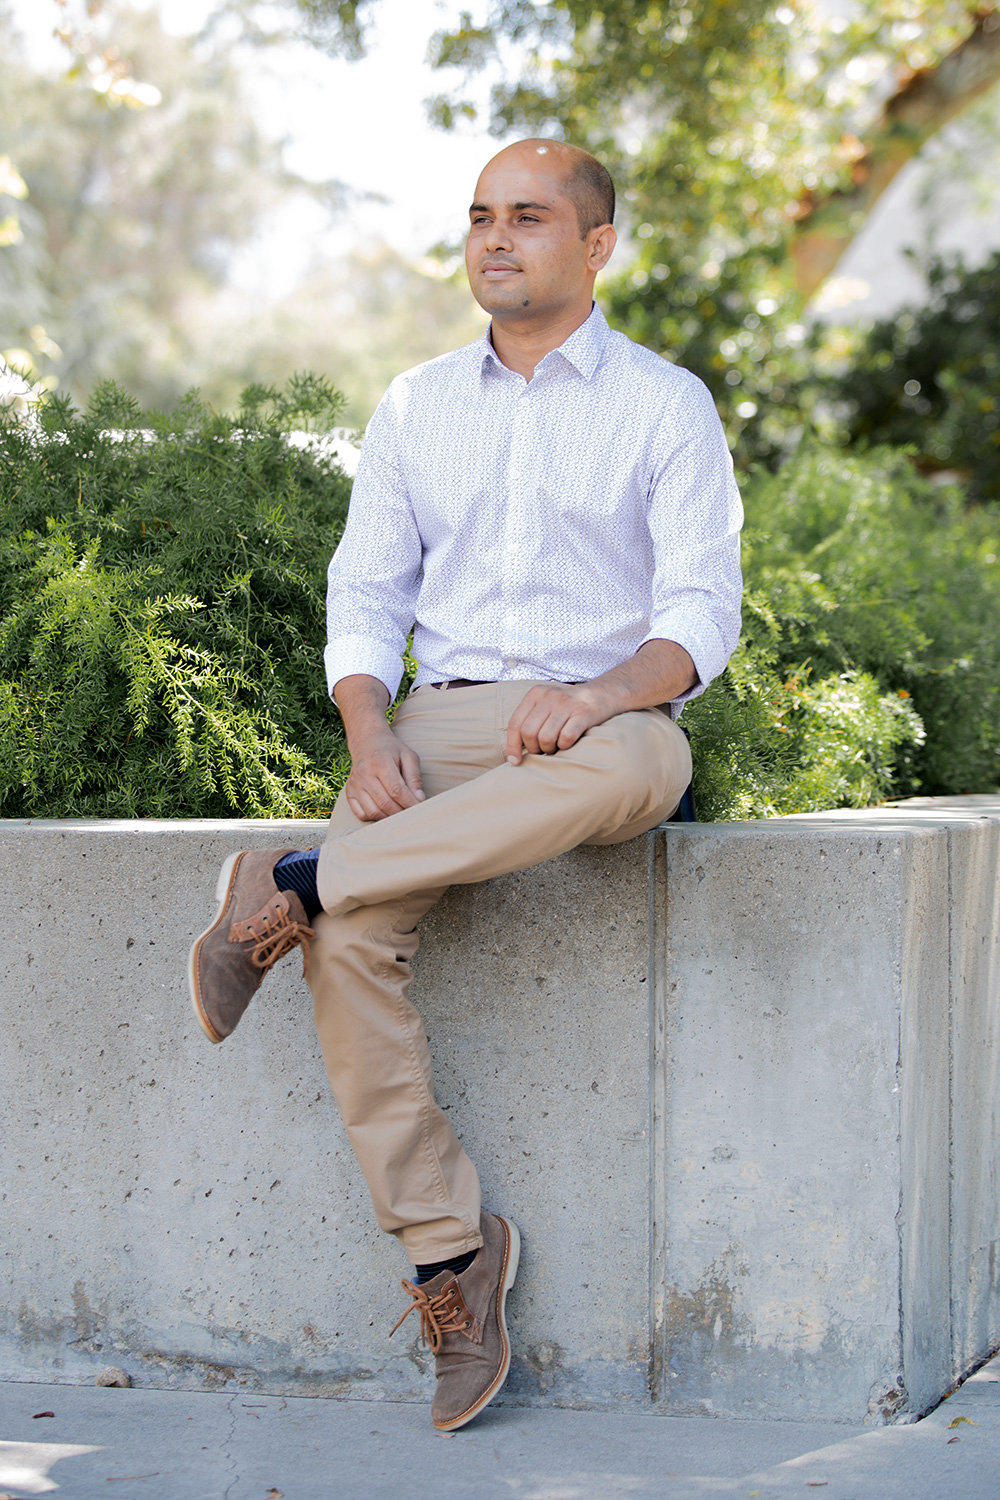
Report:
522,298,530,307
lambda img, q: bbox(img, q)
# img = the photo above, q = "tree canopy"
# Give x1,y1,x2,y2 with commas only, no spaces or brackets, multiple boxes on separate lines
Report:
0,3,300,404
263,1,1000,459
6,1,1000,429
0,1,490,415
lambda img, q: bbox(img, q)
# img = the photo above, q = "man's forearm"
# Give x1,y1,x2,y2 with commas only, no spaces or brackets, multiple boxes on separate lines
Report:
334,674,393,752
504,639,697,763
587,638,698,717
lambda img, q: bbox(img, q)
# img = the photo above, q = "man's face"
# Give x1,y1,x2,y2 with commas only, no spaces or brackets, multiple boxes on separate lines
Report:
465,146,595,321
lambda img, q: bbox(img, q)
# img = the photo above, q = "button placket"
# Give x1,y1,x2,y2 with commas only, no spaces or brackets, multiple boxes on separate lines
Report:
500,387,533,666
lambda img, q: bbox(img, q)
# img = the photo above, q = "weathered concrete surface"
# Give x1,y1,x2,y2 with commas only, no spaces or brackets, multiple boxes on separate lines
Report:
0,820,652,1410
648,797,1000,1421
651,818,946,1422
948,815,1000,1378
415,855,653,1408
0,799,998,1422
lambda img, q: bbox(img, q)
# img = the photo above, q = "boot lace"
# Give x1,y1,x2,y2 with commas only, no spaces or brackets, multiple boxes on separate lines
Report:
230,892,316,977
249,917,316,976
389,1278,478,1352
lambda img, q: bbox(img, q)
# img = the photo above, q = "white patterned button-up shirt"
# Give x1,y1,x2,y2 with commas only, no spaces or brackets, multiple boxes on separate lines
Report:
325,303,742,713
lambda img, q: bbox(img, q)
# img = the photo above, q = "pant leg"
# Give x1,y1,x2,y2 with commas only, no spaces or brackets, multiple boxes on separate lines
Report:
307,880,483,1262
307,681,691,1262
317,680,692,918
306,685,508,1262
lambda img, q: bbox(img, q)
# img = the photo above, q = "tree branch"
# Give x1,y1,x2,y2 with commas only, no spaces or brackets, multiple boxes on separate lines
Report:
791,8,1000,300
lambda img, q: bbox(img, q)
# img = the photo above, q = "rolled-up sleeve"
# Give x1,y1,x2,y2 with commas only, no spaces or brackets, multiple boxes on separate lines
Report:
324,389,423,703
642,377,743,710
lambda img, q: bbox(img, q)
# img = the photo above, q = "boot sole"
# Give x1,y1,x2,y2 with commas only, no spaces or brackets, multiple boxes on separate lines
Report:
433,1215,521,1432
187,851,244,1044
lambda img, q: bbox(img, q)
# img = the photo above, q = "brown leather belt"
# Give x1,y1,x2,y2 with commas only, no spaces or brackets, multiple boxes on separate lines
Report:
430,678,581,690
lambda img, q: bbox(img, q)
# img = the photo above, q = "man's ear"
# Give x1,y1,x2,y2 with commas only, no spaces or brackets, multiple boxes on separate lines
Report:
587,223,617,273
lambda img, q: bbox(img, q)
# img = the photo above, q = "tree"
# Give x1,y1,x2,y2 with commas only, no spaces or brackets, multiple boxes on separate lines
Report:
0,2,340,408
2,1,487,419
427,3,1000,452
273,2,1000,459
791,9,1000,297
285,2,999,286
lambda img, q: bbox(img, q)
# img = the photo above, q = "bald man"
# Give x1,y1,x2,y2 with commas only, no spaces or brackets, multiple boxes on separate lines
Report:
189,140,743,1430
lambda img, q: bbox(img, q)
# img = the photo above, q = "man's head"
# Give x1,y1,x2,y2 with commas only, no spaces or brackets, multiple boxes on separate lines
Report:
465,139,617,325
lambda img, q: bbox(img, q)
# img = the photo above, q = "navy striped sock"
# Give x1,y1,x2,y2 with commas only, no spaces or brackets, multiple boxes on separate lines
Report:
413,1249,478,1285
273,848,321,921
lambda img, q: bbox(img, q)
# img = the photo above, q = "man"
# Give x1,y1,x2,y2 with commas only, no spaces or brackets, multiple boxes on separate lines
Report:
188,139,742,1431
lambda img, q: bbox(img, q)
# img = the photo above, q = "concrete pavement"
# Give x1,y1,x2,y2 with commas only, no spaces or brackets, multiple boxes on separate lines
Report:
2,1354,997,1499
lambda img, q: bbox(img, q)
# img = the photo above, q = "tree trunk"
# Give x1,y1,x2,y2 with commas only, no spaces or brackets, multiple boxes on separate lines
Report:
792,10,1000,300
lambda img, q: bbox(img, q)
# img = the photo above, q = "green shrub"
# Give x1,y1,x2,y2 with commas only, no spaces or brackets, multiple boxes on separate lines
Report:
827,253,1000,504
2,383,996,823
684,442,1000,819
0,376,352,817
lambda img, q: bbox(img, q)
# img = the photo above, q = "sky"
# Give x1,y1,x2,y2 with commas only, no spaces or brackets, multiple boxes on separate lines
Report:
9,0,508,295
9,0,1000,320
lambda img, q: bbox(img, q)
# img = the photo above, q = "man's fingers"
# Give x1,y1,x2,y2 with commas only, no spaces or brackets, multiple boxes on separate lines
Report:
506,688,554,760
507,687,597,762
349,785,408,821
346,786,384,822
399,746,425,801
504,700,531,762
508,714,572,758
554,710,591,750
346,742,425,820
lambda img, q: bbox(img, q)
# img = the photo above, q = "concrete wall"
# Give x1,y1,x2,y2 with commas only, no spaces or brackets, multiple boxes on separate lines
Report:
1,799,998,1422
948,813,1000,1374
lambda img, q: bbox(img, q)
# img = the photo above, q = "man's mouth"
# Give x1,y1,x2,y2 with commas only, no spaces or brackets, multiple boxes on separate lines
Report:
481,262,521,277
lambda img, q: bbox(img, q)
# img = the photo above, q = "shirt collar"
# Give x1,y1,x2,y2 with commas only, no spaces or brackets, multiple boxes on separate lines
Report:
478,302,611,383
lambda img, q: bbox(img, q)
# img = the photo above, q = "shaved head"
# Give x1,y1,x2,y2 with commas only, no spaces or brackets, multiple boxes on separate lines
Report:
465,137,618,342
484,139,615,238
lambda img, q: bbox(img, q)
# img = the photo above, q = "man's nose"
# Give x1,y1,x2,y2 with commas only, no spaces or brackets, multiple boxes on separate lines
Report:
484,218,514,252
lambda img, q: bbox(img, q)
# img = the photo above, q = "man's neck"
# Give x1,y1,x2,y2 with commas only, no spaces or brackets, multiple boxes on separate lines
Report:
489,299,594,381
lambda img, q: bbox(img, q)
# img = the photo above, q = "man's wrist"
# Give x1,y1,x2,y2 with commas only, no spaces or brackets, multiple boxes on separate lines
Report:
574,677,624,721
345,712,396,755
581,641,697,717
335,673,395,755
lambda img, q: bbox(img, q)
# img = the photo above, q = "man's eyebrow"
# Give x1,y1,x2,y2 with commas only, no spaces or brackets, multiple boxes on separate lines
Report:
468,200,554,215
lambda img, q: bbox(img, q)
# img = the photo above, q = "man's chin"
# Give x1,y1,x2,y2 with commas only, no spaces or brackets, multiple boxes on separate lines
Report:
471,281,531,318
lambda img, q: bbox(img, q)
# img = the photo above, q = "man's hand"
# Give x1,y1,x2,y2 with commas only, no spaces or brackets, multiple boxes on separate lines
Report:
336,674,425,822
505,682,610,764
505,639,698,765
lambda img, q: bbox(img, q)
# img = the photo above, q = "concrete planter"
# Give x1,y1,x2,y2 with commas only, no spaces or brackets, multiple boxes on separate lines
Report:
1,797,998,1422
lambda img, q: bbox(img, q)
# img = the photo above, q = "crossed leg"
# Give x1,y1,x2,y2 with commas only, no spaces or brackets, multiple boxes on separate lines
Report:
305,680,691,1261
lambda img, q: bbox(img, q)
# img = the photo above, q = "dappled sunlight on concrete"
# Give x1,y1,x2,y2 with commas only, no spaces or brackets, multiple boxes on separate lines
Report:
0,1440,101,1495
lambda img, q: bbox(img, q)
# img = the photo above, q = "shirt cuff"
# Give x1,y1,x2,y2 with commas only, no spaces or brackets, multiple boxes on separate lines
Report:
324,635,403,705
641,611,733,711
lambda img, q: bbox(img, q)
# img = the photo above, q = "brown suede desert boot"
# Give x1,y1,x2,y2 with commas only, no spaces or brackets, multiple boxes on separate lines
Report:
389,1212,520,1431
188,849,316,1044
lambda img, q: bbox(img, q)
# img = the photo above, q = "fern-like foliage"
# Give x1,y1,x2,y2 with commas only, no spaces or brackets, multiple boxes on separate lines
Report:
1,378,996,823
0,378,352,817
686,443,999,819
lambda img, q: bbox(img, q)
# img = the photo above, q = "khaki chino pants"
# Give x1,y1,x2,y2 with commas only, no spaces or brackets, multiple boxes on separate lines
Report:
306,680,692,1262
